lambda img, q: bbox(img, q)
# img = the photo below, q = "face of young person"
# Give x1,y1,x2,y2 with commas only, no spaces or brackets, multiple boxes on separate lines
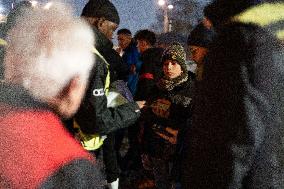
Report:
98,19,118,40
163,60,183,79
203,17,213,29
117,34,132,50
136,39,149,53
189,45,208,65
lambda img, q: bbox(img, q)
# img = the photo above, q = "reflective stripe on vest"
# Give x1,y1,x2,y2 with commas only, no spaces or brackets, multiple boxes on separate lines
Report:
92,47,110,95
73,120,107,151
233,3,284,40
0,38,7,46
74,47,111,151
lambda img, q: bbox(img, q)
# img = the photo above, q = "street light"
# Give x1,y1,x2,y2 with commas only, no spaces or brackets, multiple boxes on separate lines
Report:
44,2,53,9
29,1,53,9
158,0,174,33
168,4,174,10
167,4,173,32
158,0,166,6
30,1,38,7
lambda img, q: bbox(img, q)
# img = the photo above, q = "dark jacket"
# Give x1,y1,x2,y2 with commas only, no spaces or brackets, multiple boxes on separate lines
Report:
122,40,142,95
95,28,128,82
74,28,141,135
135,47,164,101
142,74,193,159
0,83,103,189
181,2,284,189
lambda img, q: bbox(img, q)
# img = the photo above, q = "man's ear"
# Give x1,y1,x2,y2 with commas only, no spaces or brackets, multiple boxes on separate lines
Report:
49,76,82,118
98,17,106,27
57,76,80,101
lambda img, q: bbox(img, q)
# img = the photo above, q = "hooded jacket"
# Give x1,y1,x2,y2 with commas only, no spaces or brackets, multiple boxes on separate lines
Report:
182,2,284,189
94,27,128,82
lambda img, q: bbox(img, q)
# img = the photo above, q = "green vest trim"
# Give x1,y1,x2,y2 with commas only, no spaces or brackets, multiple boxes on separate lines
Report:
0,38,7,46
74,121,106,151
233,3,284,40
92,47,110,95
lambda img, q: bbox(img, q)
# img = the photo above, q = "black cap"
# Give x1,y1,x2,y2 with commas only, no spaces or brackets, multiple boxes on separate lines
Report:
81,0,120,25
187,23,215,48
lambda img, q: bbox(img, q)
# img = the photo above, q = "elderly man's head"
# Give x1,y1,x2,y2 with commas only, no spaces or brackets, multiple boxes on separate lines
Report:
4,3,95,118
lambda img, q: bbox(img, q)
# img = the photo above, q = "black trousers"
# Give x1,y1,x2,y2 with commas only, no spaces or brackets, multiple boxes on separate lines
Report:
103,132,120,183
119,121,143,170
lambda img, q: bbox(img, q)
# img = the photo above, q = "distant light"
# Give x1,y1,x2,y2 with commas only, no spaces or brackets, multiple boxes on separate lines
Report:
30,1,38,7
168,4,174,9
158,0,166,6
44,2,53,9
0,13,6,22
0,5,5,13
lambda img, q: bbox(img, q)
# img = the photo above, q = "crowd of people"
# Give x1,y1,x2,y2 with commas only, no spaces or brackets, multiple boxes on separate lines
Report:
0,0,283,189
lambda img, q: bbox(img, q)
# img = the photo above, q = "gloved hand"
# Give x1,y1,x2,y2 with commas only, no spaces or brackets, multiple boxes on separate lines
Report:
141,154,152,171
154,126,178,144
151,98,171,118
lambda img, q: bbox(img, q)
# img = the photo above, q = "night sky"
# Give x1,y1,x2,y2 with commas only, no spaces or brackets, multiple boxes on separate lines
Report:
74,0,210,34
73,0,157,34
1,0,210,38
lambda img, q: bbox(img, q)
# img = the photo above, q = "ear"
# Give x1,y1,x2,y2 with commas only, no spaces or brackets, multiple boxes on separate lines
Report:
98,17,106,27
49,76,82,118
57,76,80,101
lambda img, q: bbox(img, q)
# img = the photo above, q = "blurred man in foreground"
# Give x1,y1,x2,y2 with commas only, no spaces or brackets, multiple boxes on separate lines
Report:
0,3,103,188
182,0,284,188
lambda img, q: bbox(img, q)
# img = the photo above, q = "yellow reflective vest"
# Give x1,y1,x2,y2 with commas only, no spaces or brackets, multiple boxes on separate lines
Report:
74,47,110,151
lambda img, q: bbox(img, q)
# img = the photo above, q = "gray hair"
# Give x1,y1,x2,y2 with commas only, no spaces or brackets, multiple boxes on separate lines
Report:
4,2,95,101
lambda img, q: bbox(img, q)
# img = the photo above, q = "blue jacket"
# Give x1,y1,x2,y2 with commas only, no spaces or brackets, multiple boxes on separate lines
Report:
122,41,142,95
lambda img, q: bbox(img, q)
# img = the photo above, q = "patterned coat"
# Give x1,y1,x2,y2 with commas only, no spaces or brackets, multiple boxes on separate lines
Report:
142,73,193,159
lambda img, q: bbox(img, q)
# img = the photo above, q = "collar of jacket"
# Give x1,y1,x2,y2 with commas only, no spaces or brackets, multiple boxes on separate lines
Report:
0,81,50,110
141,47,164,61
92,27,113,52
232,2,284,40
157,71,189,92
124,40,137,52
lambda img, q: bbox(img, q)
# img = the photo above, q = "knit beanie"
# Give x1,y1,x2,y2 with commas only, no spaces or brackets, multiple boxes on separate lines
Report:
187,23,215,48
81,0,120,25
161,43,187,73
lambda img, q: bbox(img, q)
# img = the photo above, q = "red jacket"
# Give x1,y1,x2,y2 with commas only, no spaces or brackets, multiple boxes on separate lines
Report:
0,83,103,189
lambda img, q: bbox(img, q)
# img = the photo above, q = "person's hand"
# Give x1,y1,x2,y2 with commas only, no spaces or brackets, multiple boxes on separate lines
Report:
141,154,152,170
130,64,136,74
155,127,178,144
151,99,171,118
115,46,122,53
136,100,146,109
